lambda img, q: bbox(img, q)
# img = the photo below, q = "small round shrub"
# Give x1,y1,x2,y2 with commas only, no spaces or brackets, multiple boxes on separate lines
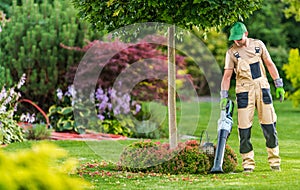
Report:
206,144,238,173
24,123,51,140
118,140,238,174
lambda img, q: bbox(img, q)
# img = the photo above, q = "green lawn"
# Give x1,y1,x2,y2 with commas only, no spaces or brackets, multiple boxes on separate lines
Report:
3,100,300,190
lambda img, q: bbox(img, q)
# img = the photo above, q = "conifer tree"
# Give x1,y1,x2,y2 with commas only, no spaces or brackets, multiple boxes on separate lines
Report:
0,0,99,109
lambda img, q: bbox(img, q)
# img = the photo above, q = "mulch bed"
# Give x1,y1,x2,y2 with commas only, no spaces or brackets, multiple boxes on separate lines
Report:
50,131,127,141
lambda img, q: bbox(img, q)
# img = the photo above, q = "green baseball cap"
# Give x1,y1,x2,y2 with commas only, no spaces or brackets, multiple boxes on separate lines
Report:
229,22,247,41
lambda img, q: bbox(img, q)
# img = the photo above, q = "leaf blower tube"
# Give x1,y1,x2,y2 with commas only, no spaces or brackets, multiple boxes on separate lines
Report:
210,99,234,173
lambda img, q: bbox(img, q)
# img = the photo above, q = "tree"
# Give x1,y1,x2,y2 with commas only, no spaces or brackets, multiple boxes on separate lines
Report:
281,0,300,107
282,0,300,21
0,0,101,110
71,0,262,148
282,0,300,48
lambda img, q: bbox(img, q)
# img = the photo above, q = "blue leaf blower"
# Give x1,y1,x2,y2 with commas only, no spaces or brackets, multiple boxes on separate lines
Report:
210,99,234,173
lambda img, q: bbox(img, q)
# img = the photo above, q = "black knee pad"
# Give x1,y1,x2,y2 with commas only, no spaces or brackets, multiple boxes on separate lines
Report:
239,127,253,153
261,123,278,148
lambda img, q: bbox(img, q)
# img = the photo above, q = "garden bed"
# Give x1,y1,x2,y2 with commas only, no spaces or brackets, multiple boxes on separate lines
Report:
50,131,127,141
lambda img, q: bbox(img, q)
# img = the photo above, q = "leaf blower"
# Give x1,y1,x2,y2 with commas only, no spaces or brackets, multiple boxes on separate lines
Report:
210,99,234,173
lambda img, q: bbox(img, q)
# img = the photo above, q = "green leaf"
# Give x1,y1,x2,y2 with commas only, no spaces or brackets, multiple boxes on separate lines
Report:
58,107,73,115
57,120,73,131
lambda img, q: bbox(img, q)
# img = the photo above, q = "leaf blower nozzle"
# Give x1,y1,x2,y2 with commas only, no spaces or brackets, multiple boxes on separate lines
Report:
210,99,234,173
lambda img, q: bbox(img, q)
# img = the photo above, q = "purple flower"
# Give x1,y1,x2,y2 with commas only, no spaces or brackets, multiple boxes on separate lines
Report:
65,85,76,98
98,101,108,110
0,105,6,114
17,73,26,89
20,112,36,123
107,103,112,111
97,114,105,120
95,88,104,99
56,88,63,100
135,104,141,113
0,87,7,101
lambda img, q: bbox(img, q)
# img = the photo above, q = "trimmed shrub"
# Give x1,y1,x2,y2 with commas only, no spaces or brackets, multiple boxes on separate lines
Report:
118,140,238,174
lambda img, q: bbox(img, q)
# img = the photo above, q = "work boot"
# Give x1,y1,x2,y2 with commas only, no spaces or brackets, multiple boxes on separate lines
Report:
267,146,281,166
271,165,281,171
243,168,254,173
241,150,255,170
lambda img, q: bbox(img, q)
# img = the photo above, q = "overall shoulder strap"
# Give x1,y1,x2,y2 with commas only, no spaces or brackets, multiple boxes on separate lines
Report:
254,40,262,56
233,51,240,59
230,45,240,60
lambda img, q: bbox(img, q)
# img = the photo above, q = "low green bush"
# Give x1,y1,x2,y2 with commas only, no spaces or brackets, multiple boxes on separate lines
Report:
24,123,51,140
118,140,238,174
0,142,89,190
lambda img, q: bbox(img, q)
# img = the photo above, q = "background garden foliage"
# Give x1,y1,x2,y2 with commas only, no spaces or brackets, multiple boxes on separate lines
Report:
0,0,299,139
0,1,299,187
48,84,169,138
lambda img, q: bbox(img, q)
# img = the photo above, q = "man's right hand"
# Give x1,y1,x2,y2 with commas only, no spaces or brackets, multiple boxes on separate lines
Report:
220,90,229,110
220,98,228,110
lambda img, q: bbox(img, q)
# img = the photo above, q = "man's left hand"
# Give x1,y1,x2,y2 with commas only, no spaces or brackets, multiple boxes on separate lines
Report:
276,87,285,102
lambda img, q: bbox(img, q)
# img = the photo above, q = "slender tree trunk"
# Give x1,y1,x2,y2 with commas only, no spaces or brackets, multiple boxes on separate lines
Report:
168,25,177,149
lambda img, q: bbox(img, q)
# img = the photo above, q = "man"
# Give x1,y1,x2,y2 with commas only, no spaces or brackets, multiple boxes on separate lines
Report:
220,22,285,172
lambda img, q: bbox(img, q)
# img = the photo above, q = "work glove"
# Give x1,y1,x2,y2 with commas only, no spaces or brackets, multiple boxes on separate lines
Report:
276,87,285,102
220,90,228,110
274,78,285,102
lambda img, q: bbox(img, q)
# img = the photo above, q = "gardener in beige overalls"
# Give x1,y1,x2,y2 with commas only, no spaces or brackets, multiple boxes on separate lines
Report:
220,22,285,172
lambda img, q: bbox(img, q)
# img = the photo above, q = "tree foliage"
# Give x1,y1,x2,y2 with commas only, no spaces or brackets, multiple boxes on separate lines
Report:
72,0,262,32
186,29,228,95
0,0,100,110
282,0,300,49
244,0,288,48
282,0,300,21
283,48,300,107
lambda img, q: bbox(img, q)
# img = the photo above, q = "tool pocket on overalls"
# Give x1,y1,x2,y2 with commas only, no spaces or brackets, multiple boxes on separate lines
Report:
236,92,249,108
260,82,272,104
236,84,249,109
261,89,272,104
250,62,261,79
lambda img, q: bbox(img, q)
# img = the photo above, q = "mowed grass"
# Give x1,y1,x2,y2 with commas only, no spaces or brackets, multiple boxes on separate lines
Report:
3,100,300,190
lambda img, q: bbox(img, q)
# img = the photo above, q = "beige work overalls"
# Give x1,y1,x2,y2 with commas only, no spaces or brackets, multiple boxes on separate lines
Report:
233,44,280,170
